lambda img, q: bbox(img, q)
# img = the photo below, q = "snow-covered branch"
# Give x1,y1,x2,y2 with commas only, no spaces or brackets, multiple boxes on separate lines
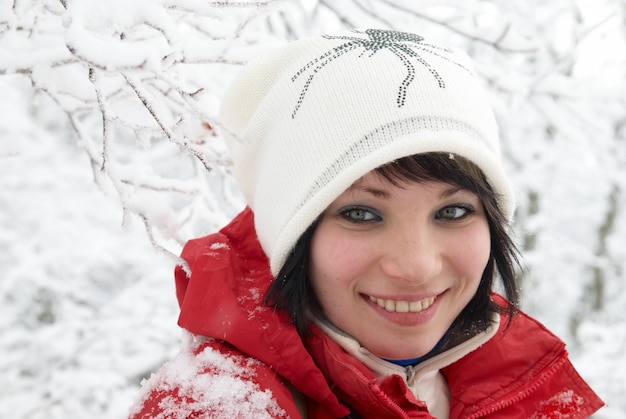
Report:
1,0,287,256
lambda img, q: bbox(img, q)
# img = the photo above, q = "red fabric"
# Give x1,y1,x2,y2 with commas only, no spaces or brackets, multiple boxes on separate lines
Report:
174,208,347,418
442,298,605,418
133,339,303,418
131,208,604,418
304,324,433,418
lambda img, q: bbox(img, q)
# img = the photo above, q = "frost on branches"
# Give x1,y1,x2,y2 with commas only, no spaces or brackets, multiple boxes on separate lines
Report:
0,0,287,264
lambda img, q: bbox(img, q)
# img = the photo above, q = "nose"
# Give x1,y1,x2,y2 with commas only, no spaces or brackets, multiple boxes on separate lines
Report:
380,225,443,285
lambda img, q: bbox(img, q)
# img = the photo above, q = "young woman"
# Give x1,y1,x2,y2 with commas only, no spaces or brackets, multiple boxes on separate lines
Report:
129,29,603,418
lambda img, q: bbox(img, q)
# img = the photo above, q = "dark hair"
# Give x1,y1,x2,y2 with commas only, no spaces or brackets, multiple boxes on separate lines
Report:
265,152,520,356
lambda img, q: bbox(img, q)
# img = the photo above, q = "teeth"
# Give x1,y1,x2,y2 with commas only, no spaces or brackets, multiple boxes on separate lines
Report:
409,300,423,312
369,296,436,313
395,301,409,313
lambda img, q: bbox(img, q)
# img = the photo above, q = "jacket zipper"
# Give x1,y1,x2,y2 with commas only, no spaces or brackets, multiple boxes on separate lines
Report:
369,365,434,418
376,390,434,419
406,365,417,387
465,355,567,418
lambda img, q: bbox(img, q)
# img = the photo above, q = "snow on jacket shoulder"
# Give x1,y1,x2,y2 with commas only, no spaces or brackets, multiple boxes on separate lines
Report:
128,208,604,418
128,333,297,418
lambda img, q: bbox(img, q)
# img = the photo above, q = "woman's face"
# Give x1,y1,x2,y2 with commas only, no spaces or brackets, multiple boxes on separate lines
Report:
309,171,491,360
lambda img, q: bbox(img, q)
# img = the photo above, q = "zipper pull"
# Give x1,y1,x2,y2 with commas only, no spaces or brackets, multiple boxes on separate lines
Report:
406,364,417,386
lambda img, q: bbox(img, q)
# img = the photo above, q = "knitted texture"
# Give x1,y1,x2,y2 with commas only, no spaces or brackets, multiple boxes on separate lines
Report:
219,29,515,275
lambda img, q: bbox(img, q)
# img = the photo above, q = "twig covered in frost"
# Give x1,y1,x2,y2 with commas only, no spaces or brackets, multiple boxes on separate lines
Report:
530,13,618,91
89,68,112,171
120,69,229,172
137,211,190,275
122,72,213,172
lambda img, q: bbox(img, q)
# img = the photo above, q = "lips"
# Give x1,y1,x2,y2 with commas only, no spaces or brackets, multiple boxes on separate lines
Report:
368,295,436,313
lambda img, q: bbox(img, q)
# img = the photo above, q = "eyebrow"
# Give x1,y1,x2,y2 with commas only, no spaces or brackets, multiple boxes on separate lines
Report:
346,178,390,199
439,186,465,198
345,183,387,199
347,180,467,200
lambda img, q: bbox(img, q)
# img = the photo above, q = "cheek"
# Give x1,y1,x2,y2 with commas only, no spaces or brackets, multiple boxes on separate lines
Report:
308,229,341,311
458,223,491,283
309,227,346,286
308,225,370,295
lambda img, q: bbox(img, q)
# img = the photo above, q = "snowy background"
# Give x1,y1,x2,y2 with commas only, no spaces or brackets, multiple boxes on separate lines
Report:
1,0,625,418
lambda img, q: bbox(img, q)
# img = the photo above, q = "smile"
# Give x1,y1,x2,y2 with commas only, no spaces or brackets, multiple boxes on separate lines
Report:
368,295,436,313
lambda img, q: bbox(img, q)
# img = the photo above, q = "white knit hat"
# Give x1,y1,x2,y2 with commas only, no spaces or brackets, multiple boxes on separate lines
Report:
220,29,515,275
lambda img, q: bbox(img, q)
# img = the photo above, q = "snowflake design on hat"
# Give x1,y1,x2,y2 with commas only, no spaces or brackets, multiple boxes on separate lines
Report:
290,29,471,118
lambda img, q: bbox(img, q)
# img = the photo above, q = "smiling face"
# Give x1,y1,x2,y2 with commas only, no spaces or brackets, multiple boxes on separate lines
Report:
308,171,491,360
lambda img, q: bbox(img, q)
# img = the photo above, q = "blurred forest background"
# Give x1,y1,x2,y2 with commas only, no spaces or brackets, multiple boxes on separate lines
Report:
1,0,625,417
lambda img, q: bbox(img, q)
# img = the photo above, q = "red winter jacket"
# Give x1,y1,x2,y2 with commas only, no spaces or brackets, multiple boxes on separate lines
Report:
129,208,604,418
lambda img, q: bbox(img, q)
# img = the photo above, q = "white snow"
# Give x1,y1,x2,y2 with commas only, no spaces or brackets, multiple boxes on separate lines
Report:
129,333,287,418
529,389,585,419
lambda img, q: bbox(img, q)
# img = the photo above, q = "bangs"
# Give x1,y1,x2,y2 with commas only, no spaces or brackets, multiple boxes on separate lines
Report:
375,152,492,198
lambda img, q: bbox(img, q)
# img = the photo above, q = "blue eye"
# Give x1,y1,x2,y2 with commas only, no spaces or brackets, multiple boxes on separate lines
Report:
339,206,381,223
436,205,474,220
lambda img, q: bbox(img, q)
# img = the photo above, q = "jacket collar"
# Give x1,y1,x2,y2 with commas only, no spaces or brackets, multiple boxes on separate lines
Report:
312,313,500,419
